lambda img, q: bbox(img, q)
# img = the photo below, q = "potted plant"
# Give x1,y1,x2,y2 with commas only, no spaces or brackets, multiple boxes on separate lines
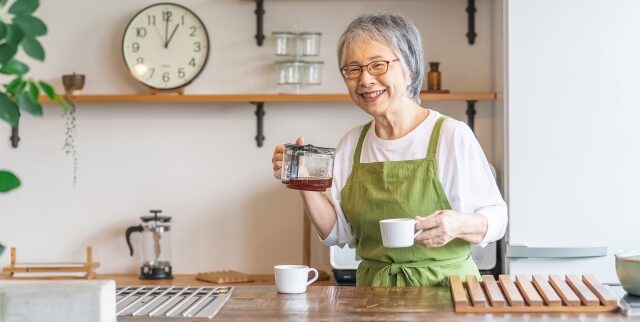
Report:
0,0,68,257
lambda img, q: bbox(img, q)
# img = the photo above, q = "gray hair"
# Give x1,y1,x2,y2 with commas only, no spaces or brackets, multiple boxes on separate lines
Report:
337,13,425,104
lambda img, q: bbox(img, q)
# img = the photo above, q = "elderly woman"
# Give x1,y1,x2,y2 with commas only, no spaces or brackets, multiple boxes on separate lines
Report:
272,13,507,287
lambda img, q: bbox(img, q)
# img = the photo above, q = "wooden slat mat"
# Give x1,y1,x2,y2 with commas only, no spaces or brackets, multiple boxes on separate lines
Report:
450,274,618,313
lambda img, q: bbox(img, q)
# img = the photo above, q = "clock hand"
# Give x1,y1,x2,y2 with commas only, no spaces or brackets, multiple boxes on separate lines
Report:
166,24,179,48
154,25,164,45
164,12,169,48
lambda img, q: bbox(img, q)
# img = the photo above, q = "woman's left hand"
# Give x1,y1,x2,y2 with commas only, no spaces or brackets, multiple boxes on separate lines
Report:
414,210,489,247
414,210,466,248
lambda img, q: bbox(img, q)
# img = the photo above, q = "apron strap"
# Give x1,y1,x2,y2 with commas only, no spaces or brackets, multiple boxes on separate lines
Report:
352,121,373,169
427,116,449,158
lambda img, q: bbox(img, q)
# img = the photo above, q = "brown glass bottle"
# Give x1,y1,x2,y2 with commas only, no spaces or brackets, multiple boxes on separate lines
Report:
427,62,441,91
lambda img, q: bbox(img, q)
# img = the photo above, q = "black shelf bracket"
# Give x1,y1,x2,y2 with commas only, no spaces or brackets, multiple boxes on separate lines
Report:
466,0,477,45
253,102,265,147
466,100,477,133
254,0,265,46
10,124,20,148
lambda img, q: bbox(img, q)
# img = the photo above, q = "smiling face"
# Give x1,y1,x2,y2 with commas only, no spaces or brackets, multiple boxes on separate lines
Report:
340,40,413,117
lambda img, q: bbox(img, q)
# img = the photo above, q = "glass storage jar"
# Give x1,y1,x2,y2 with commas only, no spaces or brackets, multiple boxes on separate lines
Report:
276,61,306,85
303,61,324,85
298,32,321,56
272,32,298,56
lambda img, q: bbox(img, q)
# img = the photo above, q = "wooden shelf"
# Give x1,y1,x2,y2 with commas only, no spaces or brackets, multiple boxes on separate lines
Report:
40,92,495,104
27,92,495,149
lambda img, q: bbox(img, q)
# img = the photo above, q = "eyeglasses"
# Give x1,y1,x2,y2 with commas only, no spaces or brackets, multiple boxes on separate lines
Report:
339,59,400,79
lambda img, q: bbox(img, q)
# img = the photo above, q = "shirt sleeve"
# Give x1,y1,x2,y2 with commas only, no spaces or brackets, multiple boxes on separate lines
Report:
436,119,508,247
320,127,358,248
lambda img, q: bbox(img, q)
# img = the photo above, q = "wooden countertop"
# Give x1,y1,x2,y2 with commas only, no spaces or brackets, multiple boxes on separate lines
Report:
115,285,637,322
103,275,636,322
99,273,335,286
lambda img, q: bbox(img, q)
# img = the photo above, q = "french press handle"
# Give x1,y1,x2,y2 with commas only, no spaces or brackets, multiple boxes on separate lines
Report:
125,225,144,256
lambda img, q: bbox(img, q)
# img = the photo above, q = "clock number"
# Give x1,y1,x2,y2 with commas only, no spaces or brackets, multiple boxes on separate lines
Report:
136,27,147,38
162,72,170,83
193,42,201,53
147,14,156,26
178,68,185,79
132,42,140,53
189,58,196,67
163,10,173,22
148,68,155,79
190,26,197,37
181,15,185,26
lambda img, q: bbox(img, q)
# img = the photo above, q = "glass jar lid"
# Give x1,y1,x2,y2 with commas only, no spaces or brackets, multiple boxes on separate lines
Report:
275,60,308,66
272,31,297,36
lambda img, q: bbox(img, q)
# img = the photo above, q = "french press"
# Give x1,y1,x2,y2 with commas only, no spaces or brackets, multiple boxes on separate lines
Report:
125,209,173,279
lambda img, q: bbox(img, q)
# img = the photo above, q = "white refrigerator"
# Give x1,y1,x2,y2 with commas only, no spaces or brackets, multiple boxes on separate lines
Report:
504,0,640,283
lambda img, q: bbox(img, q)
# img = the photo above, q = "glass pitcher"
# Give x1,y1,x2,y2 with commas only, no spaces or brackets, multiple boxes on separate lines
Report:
281,144,335,191
125,209,173,279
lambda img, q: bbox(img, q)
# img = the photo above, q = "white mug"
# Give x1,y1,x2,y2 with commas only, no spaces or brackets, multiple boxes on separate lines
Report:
274,265,319,294
379,218,423,248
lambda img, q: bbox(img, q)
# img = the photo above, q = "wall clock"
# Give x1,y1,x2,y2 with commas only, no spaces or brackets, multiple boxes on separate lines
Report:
122,3,210,92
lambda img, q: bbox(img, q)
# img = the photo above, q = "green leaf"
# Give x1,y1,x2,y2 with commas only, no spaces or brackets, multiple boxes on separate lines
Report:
0,22,7,39
17,90,42,116
0,59,29,75
38,80,55,98
0,44,18,65
5,25,25,48
5,77,25,97
54,93,71,110
9,0,39,15
28,81,39,101
13,15,47,36
0,92,19,126
20,36,44,61
0,170,21,193
37,81,70,110
0,242,5,256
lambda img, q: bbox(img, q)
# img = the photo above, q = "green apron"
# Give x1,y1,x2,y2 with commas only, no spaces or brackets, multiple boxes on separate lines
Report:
340,116,480,287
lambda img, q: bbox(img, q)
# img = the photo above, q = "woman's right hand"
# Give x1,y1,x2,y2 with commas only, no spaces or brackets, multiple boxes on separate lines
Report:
272,137,304,179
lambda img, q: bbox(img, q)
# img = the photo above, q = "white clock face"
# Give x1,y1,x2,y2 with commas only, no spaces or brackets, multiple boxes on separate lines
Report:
122,3,209,90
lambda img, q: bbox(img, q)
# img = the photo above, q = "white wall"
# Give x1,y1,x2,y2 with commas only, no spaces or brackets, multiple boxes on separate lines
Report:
0,0,499,274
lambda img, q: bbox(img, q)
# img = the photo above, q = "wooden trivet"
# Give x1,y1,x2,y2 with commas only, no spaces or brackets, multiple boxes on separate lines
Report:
451,274,619,313
196,270,255,284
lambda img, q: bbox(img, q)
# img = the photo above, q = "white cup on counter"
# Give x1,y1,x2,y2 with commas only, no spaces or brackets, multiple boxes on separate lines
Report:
379,218,423,248
274,265,319,294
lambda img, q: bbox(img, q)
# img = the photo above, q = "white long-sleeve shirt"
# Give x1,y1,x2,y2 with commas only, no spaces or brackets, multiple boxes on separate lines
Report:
321,110,508,248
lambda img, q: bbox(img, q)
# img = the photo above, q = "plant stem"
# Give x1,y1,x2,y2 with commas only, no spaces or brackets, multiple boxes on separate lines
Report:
62,102,78,187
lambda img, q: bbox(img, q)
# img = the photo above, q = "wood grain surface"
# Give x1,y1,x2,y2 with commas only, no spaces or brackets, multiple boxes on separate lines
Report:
482,275,506,307
116,284,627,322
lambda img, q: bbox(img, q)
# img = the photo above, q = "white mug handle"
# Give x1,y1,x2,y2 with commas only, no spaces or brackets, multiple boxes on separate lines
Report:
307,268,319,286
413,220,423,239
413,223,423,239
